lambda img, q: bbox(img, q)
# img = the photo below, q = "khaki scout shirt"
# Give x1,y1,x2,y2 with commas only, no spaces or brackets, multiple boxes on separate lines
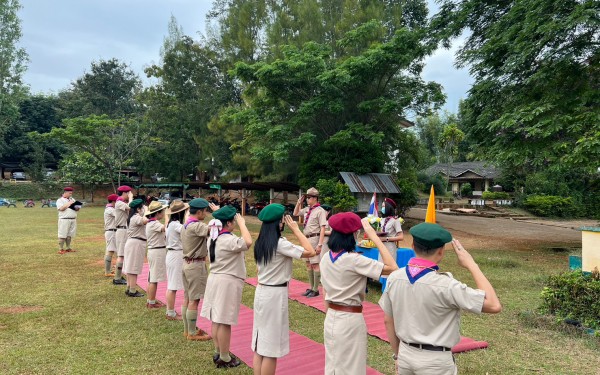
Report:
146,220,165,248
104,205,116,230
300,205,327,236
378,269,485,348
114,200,129,228
257,237,304,285
208,233,248,280
181,221,209,260
320,252,384,306
127,214,146,239
56,197,77,219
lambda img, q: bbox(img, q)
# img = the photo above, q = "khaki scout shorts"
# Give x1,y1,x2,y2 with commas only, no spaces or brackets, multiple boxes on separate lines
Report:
58,218,77,239
182,261,208,301
115,229,127,257
105,230,117,254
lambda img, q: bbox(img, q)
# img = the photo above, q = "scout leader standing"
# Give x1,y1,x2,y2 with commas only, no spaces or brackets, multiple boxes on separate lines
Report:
319,213,398,375
252,205,316,375
113,186,133,285
293,187,327,297
103,194,119,276
145,201,169,309
379,223,501,375
180,198,214,341
56,186,80,254
201,206,253,368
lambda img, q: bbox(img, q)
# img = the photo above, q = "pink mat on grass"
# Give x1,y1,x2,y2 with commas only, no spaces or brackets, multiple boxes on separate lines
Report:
137,264,383,374
245,277,489,354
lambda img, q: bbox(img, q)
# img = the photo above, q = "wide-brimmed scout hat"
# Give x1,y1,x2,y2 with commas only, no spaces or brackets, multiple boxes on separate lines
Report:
306,187,319,197
409,223,452,249
167,200,189,215
145,201,168,216
258,203,285,222
329,212,362,234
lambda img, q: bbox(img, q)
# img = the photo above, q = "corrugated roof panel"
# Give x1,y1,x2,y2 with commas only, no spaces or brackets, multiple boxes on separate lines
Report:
339,172,401,194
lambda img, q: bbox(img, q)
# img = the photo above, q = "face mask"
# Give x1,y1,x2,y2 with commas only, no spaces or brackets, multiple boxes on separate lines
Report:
381,206,385,215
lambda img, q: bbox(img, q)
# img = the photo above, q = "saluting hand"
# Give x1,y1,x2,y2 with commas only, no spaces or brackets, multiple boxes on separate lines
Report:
452,239,477,270
361,217,376,238
209,203,220,212
284,215,299,231
234,213,245,226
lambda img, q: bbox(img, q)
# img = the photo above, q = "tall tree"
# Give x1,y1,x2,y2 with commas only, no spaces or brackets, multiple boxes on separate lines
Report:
0,0,28,158
432,0,600,179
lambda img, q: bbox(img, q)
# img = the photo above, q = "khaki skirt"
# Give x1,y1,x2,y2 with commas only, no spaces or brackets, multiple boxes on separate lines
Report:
147,247,167,283
252,284,290,358
324,309,368,375
200,273,243,325
166,250,184,291
122,238,146,275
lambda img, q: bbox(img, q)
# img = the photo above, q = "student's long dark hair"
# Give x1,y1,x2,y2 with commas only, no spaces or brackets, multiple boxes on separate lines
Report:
254,220,281,265
327,230,356,253
167,211,184,228
382,201,396,218
209,219,233,263
127,205,142,226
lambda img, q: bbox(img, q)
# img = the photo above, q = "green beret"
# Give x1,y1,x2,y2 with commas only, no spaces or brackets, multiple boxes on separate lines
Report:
409,223,452,249
258,203,285,222
189,198,209,209
212,205,237,221
129,198,143,209
321,204,332,212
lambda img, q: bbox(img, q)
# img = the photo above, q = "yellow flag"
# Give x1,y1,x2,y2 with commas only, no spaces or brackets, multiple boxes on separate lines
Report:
425,185,436,223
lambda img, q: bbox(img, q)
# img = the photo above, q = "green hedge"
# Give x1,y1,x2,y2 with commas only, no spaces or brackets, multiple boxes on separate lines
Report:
540,271,600,330
0,181,64,200
482,191,510,200
523,195,576,217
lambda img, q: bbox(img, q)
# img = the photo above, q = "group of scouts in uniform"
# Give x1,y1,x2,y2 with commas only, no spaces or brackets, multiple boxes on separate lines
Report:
95,185,502,374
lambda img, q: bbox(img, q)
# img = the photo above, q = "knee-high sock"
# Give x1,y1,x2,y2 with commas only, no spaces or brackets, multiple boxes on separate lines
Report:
186,309,198,335
307,269,314,290
114,262,123,279
104,255,112,273
58,238,65,250
313,271,321,291
182,306,188,335
65,237,72,248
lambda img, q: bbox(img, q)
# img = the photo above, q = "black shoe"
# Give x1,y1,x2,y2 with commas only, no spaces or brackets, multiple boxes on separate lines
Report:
126,290,145,297
302,289,312,296
215,355,241,368
113,278,127,285
306,290,320,298
213,353,220,364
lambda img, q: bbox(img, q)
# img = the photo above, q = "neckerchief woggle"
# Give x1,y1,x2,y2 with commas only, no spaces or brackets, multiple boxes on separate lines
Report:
406,257,439,284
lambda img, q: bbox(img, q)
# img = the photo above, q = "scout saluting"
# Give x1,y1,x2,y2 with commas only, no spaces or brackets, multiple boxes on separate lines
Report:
145,201,168,309
164,200,189,320
379,223,502,374
122,199,148,297
56,186,80,254
319,212,398,375
103,194,119,276
113,186,133,285
200,206,253,368
252,204,316,375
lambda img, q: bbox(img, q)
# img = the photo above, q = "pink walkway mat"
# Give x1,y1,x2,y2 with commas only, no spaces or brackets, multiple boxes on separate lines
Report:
137,264,383,374
245,278,489,354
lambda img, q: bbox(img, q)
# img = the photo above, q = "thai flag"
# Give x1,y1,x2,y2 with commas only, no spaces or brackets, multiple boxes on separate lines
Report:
368,192,378,217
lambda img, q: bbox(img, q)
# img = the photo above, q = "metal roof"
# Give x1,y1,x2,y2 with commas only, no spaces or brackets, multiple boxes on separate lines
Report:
423,162,500,179
339,172,401,194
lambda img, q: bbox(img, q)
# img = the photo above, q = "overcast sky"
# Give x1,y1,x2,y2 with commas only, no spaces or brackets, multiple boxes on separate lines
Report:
18,0,472,114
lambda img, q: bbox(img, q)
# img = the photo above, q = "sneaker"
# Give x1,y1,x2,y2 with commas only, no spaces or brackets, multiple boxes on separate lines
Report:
187,330,211,341
65,249,76,252
146,302,162,309
57,249,67,254
153,300,166,307
215,355,241,368
213,353,220,364
127,291,145,298
306,290,320,298
166,313,183,321
301,289,312,296
112,278,127,285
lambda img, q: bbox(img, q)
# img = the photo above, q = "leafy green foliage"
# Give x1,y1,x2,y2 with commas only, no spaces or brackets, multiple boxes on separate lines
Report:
391,178,419,216
523,195,577,218
315,178,358,212
540,270,600,330
460,182,472,197
482,191,510,200
417,172,446,195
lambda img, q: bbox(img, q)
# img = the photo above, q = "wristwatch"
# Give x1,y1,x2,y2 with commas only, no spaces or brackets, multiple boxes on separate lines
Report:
392,353,398,360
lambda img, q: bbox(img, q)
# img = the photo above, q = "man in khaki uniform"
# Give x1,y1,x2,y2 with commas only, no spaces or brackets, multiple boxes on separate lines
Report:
379,223,502,374
56,187,79,254
293,187,327,297
113,186,132,285
103,193,119,276
180,198,213,341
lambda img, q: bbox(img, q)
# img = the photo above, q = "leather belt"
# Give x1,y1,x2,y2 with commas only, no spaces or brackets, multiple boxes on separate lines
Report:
259,282,288,287
105,229,117,232
131,237,146,242
402,341,451,352
167,248,182,251
60,218,76,220
306,233,320,238
328,302,363,313
184,257,206,263
148,246,166,250
117,226,127,229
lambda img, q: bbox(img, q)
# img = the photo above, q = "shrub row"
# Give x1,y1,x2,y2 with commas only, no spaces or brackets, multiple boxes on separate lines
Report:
482,191,510,200
0,181,64,200
523,195,577,217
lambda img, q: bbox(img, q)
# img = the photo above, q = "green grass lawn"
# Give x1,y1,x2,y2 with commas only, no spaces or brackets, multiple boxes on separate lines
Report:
0,207,598,374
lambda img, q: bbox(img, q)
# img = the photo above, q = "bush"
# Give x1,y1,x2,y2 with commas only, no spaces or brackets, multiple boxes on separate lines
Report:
523,195,577,217
391,178,419,217
0,181,63,200
540,270,600,330
460,183,473,197
315,178,358,212
482,191,510,200
417,172,446,195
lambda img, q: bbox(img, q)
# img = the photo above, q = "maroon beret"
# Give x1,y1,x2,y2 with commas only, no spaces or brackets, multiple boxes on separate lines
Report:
328,212,362,234
384,198,397,208
117,185,132,192
107,194,119,202
63,186,74,191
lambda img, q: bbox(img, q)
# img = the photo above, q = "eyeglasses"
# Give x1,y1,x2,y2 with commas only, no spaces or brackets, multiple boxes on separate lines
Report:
307,195,317,199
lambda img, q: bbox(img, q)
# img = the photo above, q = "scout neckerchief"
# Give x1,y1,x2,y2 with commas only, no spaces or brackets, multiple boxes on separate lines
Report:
406,257,439,284
208,219,223,240
304,203,321,228
106,203,114,208
147,217,157,222
382,217,393,233
184,216,199,229
329,249,347,263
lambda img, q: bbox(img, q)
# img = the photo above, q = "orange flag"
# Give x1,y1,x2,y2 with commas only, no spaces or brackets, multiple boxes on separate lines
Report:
425,185,436,223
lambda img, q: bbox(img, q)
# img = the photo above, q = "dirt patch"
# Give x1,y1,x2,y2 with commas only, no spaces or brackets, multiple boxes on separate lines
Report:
0,305,43,314
0,324,7,329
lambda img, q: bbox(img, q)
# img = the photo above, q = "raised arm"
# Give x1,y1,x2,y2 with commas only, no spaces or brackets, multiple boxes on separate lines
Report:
284,215,315,258
361,218,398,275
293,195,305,216
235,214,253,248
